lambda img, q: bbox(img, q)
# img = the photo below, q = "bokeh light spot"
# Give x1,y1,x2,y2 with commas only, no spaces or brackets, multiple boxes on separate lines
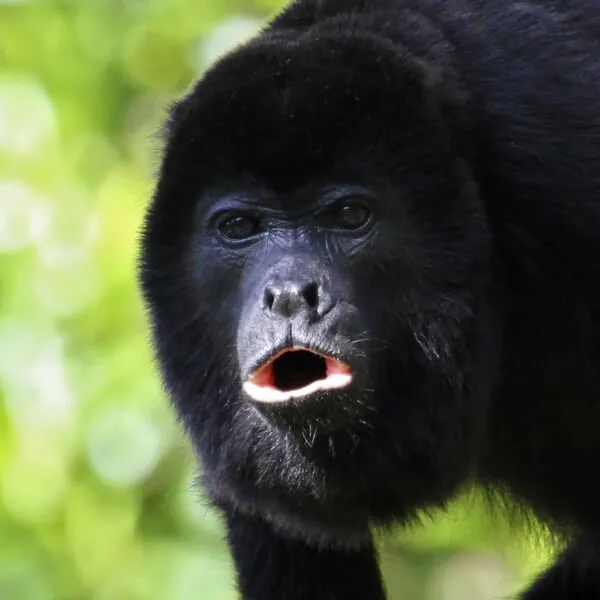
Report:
195,16,263,71
0,76,56,157
86,407,164,487
0,181,51,253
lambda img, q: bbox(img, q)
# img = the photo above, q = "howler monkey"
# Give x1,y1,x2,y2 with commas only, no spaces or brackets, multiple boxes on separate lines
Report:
138,0,600,597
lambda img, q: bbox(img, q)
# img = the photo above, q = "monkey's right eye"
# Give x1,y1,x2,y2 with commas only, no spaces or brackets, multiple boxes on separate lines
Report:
216,214,262,241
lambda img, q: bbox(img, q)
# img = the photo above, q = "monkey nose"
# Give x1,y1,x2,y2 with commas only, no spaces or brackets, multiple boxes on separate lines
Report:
263,280,321,319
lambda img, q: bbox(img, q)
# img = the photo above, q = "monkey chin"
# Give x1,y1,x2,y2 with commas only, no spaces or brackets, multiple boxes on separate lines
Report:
242,346,353,404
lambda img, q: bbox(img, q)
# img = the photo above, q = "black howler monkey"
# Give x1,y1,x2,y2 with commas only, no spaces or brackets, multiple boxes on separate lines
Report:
139,0,600,597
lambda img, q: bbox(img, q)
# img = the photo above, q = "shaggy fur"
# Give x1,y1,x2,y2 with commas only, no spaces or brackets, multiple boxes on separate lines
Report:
139,0,600,597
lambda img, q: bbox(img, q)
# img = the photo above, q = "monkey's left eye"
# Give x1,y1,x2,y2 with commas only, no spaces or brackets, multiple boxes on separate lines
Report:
319,200,372,230
217,214,262,241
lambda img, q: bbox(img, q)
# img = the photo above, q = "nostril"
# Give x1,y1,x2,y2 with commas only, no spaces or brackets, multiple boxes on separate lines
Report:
263,280,325,318
302,282,319,309
264,287,276,310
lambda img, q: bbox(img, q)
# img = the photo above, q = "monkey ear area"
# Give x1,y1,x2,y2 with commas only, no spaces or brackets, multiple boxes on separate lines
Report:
242,348,353,403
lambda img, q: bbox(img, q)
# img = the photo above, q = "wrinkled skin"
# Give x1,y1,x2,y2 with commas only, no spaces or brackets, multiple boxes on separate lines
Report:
139,0,600,598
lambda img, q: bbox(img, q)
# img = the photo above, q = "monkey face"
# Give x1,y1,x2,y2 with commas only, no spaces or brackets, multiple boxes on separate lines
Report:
139,30,497,547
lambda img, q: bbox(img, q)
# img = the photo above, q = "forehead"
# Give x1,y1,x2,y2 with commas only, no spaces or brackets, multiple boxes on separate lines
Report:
166,34,447,193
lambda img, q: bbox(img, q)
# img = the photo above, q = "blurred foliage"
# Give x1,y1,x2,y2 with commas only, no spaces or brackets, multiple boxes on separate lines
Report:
0,0,551,599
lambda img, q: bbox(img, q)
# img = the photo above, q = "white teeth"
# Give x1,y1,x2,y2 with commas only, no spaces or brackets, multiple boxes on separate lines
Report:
243,373,352,403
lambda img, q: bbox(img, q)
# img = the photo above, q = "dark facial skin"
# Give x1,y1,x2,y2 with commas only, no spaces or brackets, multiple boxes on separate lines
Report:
139,0,600,598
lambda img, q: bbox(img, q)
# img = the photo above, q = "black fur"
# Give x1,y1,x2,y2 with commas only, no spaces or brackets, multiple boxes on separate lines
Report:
138,0,600,597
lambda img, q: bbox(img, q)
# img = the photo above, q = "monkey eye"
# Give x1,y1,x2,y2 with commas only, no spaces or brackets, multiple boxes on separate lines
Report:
318,200,372,231
216,213,262,241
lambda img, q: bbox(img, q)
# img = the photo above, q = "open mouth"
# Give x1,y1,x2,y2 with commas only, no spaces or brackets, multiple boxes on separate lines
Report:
243,347,352,403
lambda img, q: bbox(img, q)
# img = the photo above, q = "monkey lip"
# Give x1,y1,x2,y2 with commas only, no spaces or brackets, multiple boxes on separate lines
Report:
243,347,352,403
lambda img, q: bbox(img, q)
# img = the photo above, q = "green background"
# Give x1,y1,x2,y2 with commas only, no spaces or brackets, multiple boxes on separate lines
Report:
0,1,551,598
